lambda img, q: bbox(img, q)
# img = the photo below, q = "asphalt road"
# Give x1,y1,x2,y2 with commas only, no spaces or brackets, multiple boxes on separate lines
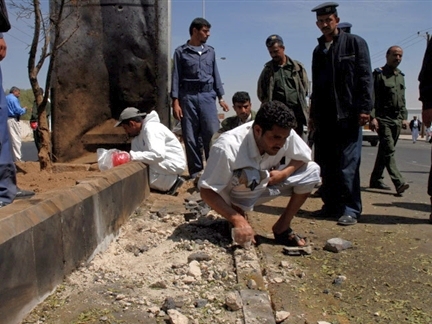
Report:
361,136,431,197
21,135,431,198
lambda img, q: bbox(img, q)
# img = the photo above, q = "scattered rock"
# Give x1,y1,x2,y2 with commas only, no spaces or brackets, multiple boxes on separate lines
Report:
188,260,202,278
194,299,208,308
162,297,177,312
332,275,347,285
167,309,189,324
150,281,167,289
187,252,212,263
324,238,353,253
225,291,243,311
275,310,290,323
334,292,343,299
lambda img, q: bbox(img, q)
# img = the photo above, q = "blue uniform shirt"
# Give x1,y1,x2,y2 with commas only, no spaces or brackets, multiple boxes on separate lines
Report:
6,93,26,118
171,42,225,99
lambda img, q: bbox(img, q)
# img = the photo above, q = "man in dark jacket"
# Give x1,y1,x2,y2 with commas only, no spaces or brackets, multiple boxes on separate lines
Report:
310,2,373,226
419,39,432,223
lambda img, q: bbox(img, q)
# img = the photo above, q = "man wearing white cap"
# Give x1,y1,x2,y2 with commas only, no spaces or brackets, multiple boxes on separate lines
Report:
115,107,186,195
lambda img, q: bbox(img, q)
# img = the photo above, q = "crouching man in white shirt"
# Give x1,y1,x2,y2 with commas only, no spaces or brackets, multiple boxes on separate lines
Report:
115,107,187,195
199,101,320,247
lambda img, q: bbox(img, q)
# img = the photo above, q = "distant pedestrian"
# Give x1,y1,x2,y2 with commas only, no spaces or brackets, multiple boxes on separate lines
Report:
369,46,409,195
310,2,373,226
409,116,422,143
257,34,309,140
6,86,27,162
171,17,229,180
418,39,432,223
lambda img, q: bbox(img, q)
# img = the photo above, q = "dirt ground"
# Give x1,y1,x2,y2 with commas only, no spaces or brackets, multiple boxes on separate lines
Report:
17,161,432,324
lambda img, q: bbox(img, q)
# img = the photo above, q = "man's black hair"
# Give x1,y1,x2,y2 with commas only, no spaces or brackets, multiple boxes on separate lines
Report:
253,101,297,134
189,18,211,36
232,91,251,104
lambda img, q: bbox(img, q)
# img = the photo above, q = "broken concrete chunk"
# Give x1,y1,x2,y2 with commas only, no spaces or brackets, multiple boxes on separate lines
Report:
324,238,352,253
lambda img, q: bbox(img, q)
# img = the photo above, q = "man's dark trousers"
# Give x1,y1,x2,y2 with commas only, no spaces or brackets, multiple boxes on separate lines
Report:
315,118,362,218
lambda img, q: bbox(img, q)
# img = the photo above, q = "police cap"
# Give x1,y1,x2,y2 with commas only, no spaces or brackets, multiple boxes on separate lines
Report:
338,22,352,33
266,34,284,47
311,2,339,16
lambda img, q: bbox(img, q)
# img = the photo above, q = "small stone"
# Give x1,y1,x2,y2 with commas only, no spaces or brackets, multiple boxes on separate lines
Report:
167,309,189,324
275,310,290,323
274,277,284,283
100,316,108,321
188,260,202,278
317,322,331,324
225,291,243,311
162,297,176,312
188,252,212,263
194,298,208,308
324,238,353,253
323,289,330,294
247,279,258,289
332,275,346,285
150,281,167,289
334,292,343,299
115,294,126,300
148,306,160,314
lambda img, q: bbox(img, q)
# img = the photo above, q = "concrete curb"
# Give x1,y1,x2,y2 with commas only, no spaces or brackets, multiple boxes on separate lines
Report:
234,247,276,324
0,162,150,324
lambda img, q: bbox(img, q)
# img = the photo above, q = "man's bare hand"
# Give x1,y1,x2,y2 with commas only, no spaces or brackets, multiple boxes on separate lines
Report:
369,118,379,132
172,99,183,120
268,169,286,186
359,113,370,126
219,100,229,112
0,38,7,61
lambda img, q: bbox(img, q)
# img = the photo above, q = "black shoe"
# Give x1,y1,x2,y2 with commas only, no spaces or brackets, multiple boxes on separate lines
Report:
311,208,339,219
166,177,186,196
15,187,35,199
396,183,409,195
369,182,391,190
337,215,357,226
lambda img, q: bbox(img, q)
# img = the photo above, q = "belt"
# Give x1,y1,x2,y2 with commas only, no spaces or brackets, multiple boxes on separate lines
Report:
181,82,213,93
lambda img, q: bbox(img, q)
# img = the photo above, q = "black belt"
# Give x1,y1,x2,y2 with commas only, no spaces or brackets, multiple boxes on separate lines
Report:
181,82,213,93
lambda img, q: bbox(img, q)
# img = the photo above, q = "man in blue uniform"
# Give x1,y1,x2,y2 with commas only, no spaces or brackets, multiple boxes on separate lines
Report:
310,2,373,226
171,17,229,180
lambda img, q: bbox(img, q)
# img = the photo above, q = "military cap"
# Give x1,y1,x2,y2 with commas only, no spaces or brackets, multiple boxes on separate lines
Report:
338,22,352,33
311,2,339,16
266,34,284,47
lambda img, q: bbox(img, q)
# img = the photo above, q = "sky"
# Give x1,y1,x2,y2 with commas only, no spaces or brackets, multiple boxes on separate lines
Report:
2,0,432,119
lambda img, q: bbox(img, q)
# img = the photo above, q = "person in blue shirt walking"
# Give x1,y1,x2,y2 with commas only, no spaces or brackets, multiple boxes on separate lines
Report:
6,86,27,162
171,17,229,180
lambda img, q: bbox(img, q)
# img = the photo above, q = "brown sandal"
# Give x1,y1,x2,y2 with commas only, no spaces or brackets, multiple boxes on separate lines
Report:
273,228,309,247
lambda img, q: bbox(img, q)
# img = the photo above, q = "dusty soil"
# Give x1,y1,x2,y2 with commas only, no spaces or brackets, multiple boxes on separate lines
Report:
17,161,432,324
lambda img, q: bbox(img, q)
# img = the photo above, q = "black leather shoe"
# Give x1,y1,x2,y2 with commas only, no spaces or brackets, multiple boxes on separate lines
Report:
16,187,35,199
396,183,409,195
370,182,391,190
337,215,357,226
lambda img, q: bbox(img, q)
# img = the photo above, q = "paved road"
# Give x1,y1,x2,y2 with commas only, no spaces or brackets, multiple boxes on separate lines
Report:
22,140,38,162
361,136,430,198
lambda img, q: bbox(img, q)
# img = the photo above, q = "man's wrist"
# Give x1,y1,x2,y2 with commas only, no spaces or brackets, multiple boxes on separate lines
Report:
218,98,224,103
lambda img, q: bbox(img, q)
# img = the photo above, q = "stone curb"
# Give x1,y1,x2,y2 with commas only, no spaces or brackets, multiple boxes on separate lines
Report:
0,162,150,324
234,247,276,324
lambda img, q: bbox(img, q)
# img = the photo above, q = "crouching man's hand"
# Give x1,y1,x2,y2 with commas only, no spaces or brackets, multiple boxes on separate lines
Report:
231,215,255,248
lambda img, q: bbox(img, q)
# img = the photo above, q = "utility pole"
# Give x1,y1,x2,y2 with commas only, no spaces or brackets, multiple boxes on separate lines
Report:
417,31,430,137
202,0,205,18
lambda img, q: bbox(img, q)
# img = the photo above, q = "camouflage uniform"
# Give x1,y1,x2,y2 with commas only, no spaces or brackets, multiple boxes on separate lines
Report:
257,56,309,137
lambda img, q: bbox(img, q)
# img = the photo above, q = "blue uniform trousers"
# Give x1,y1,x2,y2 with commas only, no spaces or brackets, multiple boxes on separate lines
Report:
0,67,17,204
180,90,220,178
315,119,362,218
